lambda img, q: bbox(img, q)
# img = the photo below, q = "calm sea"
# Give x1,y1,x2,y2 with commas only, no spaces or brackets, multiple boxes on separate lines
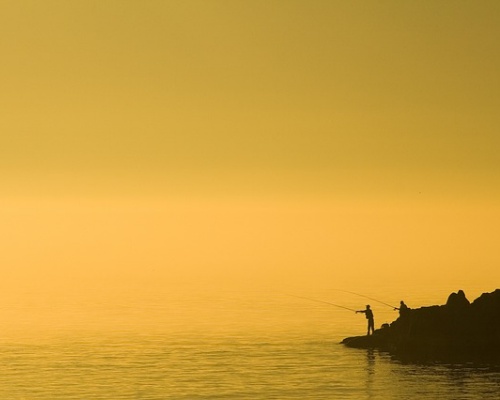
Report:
0,284,498,399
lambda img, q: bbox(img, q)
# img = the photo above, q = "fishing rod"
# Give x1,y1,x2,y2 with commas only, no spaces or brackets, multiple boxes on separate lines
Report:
333,289,396,309
287,294,357,312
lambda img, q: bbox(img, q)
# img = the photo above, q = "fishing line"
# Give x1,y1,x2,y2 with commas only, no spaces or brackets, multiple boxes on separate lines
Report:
332,289,396,309
286,294,357,312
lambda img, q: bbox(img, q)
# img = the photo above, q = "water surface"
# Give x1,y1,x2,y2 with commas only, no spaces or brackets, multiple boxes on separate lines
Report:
0,285,498,399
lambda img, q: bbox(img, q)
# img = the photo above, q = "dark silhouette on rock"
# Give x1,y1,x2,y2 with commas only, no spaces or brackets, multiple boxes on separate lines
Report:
342,289,500,364
356,305,375,335
394,300,410,318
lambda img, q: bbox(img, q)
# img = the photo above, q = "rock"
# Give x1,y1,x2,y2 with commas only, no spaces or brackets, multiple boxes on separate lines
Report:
341,289,500,364
446,289,470,309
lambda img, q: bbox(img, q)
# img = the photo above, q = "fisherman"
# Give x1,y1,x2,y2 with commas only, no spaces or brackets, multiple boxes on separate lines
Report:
356,305,375,336
394,300,409,317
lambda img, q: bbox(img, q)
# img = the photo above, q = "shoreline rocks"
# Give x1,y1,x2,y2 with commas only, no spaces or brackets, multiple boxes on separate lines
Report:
342,289,500,363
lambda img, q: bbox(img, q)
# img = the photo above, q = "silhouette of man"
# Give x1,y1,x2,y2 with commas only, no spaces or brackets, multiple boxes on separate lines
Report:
394,300,409,317
356,305,374,335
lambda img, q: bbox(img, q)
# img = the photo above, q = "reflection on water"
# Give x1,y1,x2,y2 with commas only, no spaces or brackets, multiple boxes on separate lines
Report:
365,349,376,398
385,355,500,400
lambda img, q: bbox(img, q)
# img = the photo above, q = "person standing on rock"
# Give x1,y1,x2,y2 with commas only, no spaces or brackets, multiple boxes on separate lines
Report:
356,305,375,335
395,300,409,317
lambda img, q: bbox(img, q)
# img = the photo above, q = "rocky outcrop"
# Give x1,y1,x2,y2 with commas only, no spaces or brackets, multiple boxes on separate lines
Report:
342,289,500,363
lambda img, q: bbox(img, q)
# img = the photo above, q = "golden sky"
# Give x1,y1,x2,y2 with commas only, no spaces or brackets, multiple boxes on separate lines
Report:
1,1,499,297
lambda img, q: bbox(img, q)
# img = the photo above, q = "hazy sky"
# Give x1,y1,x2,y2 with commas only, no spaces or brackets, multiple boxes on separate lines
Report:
1,1,499,298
